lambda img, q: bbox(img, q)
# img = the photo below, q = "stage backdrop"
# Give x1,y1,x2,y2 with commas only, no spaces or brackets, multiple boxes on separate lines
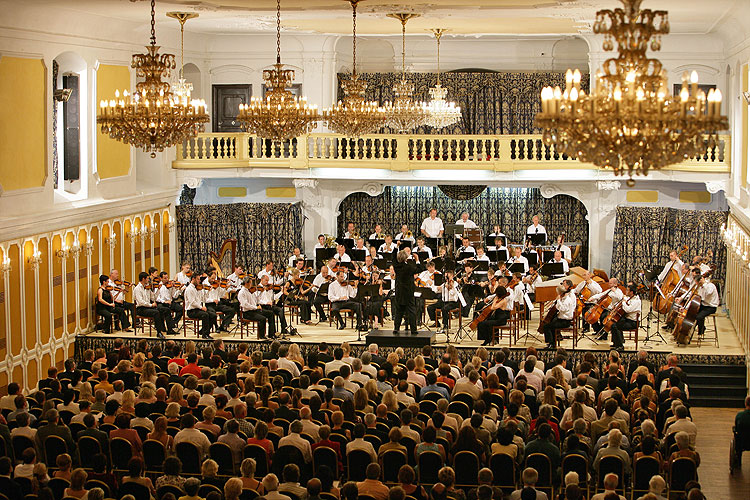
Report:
337,186,589,268
340,71,590,135
610,207,728,285
177,202,303,274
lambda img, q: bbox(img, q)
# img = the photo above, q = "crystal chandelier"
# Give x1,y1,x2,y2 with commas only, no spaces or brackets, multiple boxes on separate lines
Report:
323,0,388,137
97,0,208,158
425,28,462,130
238,0,320,142
384,13,430,133
167,11,198,101
536,0,727,185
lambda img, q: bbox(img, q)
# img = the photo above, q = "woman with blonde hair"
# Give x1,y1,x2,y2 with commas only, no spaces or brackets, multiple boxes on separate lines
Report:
382,390,399,412
414,356,427,375
239,458,264,493
136,384,156,404
185,340,196,356
168,384,185,407
132,353,145,373
550,366,570,392
224,477,244,500
353,388,372,413
165,402,181,426
118,390,136,415
78,381,94,403
139,361,157,385
287,343,304,365
147,416,175,454
254,366,270,388
364,379,379,401
201,459,224,488
63,469,88,499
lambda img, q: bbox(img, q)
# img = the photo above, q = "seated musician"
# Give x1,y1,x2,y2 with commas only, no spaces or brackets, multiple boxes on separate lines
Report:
335,244,352,263
418,261,440,289
473,246,491,276
365,269,389,328
227,265,244,294
395,225,415,244
695,273,720,338
457,236,476,259
587,277,624,340
414,236,433,259
554,234,572,263
661,266,699,332
427,270,461,334
353,237,367,254
311,265,333,323
542,280,576,349
238,277,273,339
258,260,285,284
521,268,541,319
204,270,235,333
368,246,382,261
328,271,365,331
508,246,529,273
134,271,171,339
109,269,135,327
173,262,192,298
692,255,711,275
369,224,385,240
658,250,686,282
574,271,603,333
257,275,292,335
294,258,308,276
548,250,570,278
184,273,215,339
610,284,642,350
477,287,511,346
287,269,314,325
344,222,358,239
379,235,397,256
288,248,305,268
156,271,181,332
455,212,478,228
460,261,480,317
314,234,327,250
96,274,130,334
488,224,505,239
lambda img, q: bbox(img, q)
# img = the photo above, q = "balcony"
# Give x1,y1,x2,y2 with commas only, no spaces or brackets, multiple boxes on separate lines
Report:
173,132,731,174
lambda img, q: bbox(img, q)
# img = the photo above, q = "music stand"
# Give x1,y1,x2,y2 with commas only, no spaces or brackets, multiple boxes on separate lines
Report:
508,263,526,274
415,251,430,262
523,251,539,267
528,233,547,246
486,235,507,248
315,248,336,270
445,224,464,238
540,262,565,278
349,249,367,262
415,286,437,333
457,251,475,262
368,238,385,249
374,259,389,271
639,271,667,346
399,240,413,250
473,261,489,273
425,237,440,253
542,250,556,263
487,249,508,263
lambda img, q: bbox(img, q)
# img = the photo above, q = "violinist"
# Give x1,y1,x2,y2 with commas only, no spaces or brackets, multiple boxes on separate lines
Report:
427,270,461,334
184,273,214,339
574,271,603,333
508,246,529,273
156,271,182,331
147,266,160,301
460,261,479,317
521,267,541,319
258,260,285,284
258,275,292,335
610,284,641,351
134,271,170,339
334,244,352,263
417,261,440,289
657,250,685,282
287,248,305,268
286,269,314,325
173,262,192,298
587,278,624,340
542,280,576,349
328,271,365,331
695,273,720,337
204,270,235,333
226,265,245,293
414,236,433,259
109,269,135,327
477,287,511,346
365,269,389,328
238,277,272,339
311,265,333,323
96,274,130,334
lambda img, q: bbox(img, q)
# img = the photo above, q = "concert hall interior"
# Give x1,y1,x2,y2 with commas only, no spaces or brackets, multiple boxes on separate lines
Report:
2,0,750,497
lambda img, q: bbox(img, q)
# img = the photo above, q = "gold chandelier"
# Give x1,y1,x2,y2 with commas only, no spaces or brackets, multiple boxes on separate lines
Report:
384,13,430,133
425,29,462,130
97,0,208,158
238,0,320,142
323,0,388,137
167,11,199,101
536,0,727,184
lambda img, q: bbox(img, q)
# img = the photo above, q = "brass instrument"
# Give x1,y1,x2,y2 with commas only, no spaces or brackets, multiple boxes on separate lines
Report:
405,230,413,238
323,234,336,248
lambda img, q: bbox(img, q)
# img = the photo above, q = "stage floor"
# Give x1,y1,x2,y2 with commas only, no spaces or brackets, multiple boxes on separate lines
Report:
81,301,746,356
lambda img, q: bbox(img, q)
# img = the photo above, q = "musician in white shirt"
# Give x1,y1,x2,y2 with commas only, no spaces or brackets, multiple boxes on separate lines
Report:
335,244,352,263
395,225,415,244
258,261,285,284
456,237,476,259
184,274,214,339
204,270,236,332
587,278,624,340
455,212,477,229
379,235,397,256
554,234,572,262
369,224,385,240
413,236,433,259
288,248,305,268
574,271,603,333
314,234,327,250
133,272,168,338
526,215,547,237
610,284,642,350
226,265,244,293
420,208,444,238
238,278,274,339
488,225,505,239
344,222,358,239
155,271,181,332
521,268,541,317
696,276,720,337
692,255,711,275
657,250,685,282
508,247,529,273
257,275,291,334
328,271,364,331
173,263,192,298
352,238,367,257
548,250,570,277
473,246,491,275
418,262,440,291
311,266,333,323
542,280,576,349
427,271,461,332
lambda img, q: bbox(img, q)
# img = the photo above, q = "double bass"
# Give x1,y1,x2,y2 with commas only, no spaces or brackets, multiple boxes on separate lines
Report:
654,245,689,313
673,266,715,344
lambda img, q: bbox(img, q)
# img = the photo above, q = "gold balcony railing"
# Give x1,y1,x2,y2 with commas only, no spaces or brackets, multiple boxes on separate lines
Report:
173,132,731,173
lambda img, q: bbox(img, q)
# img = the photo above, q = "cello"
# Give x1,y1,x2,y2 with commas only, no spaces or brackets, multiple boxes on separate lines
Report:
584,289,613,325
673,266,714,344
537,281,571,334
601,297,626,332
654,245,689,313
470,276,517,331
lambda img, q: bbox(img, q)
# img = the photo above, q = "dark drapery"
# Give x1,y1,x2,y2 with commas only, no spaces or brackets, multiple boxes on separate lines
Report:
338,186,589,268
177,203,303,274
339,71,590,135
610,207,728,284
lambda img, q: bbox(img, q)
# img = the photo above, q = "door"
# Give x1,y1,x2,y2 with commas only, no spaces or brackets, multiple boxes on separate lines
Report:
212,84,251,133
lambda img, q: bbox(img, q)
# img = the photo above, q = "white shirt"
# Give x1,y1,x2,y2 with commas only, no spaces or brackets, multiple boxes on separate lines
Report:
457,245,476,256
133,283,153,308
556,244,572,261
589,287,624,309
258,288,283,305
329,280,355,302
288,254,304,268
107,278,126,303
418,270,437,289
344,231,357,239
455,218,478,229
508,255,529,273
368,233,384,240
257,269,283,284
658,259,685,282
226,272,243,292
421,216,444,238
312,273,331,292
526,223,547,235
206,285,226,303
548,258,569,275
525,274,542,294
379,243,397,254
395,232,416,243
438,281,460,302
156,284,173,304
335,252,352,263
575,280,603,296
314,243,326,249
414,245,433,258
184,283,205,311
621,295,642,321
698,282,720,307
238,287,260,311
278,357,301,377
556,291,577,320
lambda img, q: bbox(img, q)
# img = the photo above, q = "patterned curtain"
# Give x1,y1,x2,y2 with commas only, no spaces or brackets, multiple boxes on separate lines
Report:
338,186,589,268
177,203,303,275
339,71,590,135
179,185,197,205
610,207,728,285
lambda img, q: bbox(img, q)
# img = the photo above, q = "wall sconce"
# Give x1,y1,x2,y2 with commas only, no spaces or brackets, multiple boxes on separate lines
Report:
82,238,94,256
149,223,159,236
105,235,117,249
0,257,11,274
128,229,144,243
27,250,42,269
167,214,176,233
56,245,71,260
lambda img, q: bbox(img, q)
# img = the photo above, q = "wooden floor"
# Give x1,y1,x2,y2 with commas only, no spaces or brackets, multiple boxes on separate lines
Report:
692,407,750,499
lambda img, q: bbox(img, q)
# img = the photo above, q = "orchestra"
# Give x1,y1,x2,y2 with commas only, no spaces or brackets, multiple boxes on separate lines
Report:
96,208,719,351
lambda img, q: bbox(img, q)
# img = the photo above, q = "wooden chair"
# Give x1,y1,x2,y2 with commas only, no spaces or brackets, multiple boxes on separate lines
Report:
134,315,155,336
182,308,201,337
621,312,641,350
239,315,261,339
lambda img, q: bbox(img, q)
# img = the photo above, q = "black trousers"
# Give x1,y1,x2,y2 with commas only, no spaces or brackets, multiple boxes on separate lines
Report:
157,302,181,330
261,304,287,330
427,300,460,327
96,304,129,333
477,310,511,342
288,298,313,322
696,305,717,335
393,299,417,333
331,300,363,327
242,310,268,338
313,293,328,320
611,317,636,348
135,305,167,333
115,300,136,326
207,302,235,329
594,309,611,339
187,308,215,336
543,317,571,346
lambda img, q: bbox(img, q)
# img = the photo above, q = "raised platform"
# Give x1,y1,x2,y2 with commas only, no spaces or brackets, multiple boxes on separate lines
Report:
365,328,436,348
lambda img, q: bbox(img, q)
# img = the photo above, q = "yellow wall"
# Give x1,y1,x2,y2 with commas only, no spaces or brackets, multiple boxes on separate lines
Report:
743,64,748,188
0,57,46,191
96,64,131,179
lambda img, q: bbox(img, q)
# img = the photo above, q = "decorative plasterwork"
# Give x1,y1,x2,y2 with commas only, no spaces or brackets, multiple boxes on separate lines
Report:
597,180,621,191
184,177,203,189
362,182,385,197
705,180,726,194
539,184,562,198
293,179,318,189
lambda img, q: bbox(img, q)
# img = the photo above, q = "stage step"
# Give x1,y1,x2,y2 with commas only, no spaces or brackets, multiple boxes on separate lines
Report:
680,363,747,408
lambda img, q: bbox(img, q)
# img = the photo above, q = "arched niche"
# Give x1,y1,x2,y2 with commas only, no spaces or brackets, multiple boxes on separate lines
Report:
183,62,202,100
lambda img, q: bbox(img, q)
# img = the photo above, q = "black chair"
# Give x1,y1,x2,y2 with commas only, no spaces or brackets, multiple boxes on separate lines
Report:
197,484,223,498
77,435,103,469
447,401,470,420
632,456,661,499
240,490,260,500
273,446,306,480
490,453,516,494
110,437,134,472
417,450,442,485
347,449,373,481
525,453,553,498
561,454,589,496
419,400,438,415
68,422,86,440
143,439,167,473
319,493,337,500
421,392,444,403
669,457,697,497
12,435,36,462
84,480,112,498
489,393,505,412
176,441,202,474
15,477,33,497
381,449,407,483
313,446,339,477
329,433,349,452
156,485,185,500
99,423,116,434
210,442,236,475
363,434,382,449
273,418,291,435
282,492,302,500
199,428,217,443
47,478,70,500
597,455,625,495
119,481,151,500
133,425,151,443
731,423,750,474
452,393,475,409
453,450,480,487
43,435,69,466
58,410,75,426
244,444,269,477
399,436,418,466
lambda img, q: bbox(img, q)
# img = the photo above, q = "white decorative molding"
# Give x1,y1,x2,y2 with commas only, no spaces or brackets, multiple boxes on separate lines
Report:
293,179,318,189
184,177,203,189
362,182,385,197
539,184,561,198
597,180,621,191
705,180,726,194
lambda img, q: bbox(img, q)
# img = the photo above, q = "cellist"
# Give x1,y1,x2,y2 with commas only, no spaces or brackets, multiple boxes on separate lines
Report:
477,287,511,346
586,277,624,340
610,284,641,351
658,250,685,282
695,274,720,337
542,280,576,349
574,271,603,333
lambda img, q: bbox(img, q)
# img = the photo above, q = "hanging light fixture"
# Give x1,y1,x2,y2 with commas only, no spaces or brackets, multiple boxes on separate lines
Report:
425,28,461,129
384,13,430,133
323,0,388,137
167,11,199,101
536,0,727,185
238,0,320,142
97,0,208,158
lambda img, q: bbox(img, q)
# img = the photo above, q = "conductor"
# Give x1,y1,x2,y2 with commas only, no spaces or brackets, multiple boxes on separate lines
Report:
393,249,419,335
